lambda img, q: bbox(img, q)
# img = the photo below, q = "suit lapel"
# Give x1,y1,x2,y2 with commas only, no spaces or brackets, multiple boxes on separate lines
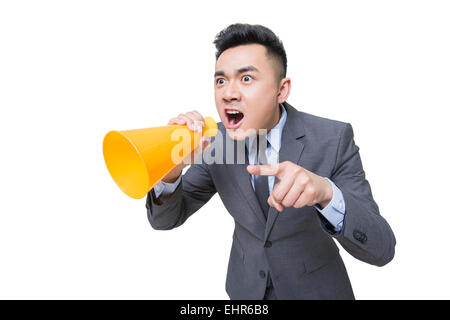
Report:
227,134,267,229
264,102,306,242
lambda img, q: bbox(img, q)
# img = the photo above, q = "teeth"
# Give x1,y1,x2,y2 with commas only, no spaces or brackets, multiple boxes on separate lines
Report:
226,110,240,114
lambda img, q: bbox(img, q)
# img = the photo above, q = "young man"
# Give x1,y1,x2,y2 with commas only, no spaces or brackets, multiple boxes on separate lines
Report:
146,24,396,300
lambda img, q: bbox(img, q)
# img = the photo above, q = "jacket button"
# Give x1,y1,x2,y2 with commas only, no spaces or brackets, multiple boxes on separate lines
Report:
264,241,272,248
361,234,367,243
259,270,266,279
353,229,367,244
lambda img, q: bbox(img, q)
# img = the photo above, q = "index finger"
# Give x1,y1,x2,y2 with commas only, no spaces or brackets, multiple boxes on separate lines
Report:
186,111,205,126
247,163,279,176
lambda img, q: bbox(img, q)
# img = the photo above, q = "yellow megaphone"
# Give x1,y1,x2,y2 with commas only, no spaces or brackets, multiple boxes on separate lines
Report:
103,117,218,199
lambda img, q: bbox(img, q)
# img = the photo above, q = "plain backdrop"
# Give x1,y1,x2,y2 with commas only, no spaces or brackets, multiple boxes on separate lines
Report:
1,0,449,300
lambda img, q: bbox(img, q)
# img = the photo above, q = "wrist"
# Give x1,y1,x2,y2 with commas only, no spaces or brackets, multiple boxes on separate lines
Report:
162,165,183,183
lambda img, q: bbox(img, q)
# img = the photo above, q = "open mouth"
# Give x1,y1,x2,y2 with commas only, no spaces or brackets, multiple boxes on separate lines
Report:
225,108,244,129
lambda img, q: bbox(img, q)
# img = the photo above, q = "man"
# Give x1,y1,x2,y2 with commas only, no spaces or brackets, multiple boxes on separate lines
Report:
146,23,396,300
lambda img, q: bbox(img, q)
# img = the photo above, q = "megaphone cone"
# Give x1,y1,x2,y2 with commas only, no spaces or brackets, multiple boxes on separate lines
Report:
103,116,218,199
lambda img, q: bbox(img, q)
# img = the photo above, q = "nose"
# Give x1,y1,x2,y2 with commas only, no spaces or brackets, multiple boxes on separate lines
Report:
223,80,241,102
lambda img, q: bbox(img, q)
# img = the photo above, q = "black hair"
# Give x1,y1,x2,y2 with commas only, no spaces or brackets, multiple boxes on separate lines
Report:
213,23,287,81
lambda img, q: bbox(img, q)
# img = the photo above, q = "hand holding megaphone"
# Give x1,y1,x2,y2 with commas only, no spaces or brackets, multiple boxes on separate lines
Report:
162,110,213,183
103,110,218,199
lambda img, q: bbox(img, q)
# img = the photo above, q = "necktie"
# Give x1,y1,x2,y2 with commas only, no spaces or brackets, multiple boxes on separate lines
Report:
253,135,270,219
250,135,274,290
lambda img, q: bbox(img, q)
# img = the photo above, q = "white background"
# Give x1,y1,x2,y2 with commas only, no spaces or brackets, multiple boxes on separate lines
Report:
1,0,449,299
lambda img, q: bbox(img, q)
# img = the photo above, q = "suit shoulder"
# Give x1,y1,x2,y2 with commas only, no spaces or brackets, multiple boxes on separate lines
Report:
298,111,350,137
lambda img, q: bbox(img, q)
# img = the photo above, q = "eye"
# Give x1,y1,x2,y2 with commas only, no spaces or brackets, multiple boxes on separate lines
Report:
242,75,253,82
216,78,225,85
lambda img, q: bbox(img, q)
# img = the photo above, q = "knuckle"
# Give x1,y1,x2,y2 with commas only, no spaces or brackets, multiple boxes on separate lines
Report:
296,177,306,188
303,187,311,197
303,175,311,184
305,187,315,198
190,110,201,118
272,190,282,202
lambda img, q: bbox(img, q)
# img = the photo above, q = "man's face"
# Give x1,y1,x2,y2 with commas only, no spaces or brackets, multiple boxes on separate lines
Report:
214,44,282,140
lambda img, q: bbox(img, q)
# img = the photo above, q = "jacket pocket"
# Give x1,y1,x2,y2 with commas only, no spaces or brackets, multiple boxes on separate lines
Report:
302,252,337,274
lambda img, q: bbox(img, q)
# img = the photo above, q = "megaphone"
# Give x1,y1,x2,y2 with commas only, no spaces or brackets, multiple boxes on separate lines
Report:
103,117,218,199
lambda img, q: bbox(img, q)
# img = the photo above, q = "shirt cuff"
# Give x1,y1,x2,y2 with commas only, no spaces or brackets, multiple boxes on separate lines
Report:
153,175,182,198
314,178,346,232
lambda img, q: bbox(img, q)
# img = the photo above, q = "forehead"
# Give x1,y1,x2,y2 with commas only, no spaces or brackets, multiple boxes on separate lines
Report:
215,44,272,72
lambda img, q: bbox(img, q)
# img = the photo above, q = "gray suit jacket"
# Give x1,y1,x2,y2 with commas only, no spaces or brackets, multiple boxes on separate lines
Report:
146,102,396,300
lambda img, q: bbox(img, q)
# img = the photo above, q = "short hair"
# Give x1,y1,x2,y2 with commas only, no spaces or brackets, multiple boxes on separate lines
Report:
213,23,287,81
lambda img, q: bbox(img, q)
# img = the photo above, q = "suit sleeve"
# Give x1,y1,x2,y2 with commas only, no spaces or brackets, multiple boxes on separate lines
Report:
318,123,396,266
146,162,216,230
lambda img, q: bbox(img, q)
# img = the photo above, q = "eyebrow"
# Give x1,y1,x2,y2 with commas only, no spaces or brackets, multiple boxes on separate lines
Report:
214,65,260,78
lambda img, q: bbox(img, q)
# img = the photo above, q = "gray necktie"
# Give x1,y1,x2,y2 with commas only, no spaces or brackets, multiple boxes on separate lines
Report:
250,135,274,289
253,135,270,219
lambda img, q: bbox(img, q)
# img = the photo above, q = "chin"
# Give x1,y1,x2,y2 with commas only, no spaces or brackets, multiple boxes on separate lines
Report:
225,128,247,141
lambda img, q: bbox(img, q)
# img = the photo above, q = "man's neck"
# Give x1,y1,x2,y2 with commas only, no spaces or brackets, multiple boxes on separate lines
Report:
266,104,281,134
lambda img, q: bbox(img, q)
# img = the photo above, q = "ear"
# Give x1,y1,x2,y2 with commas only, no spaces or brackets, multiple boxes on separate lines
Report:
277,77,291,104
